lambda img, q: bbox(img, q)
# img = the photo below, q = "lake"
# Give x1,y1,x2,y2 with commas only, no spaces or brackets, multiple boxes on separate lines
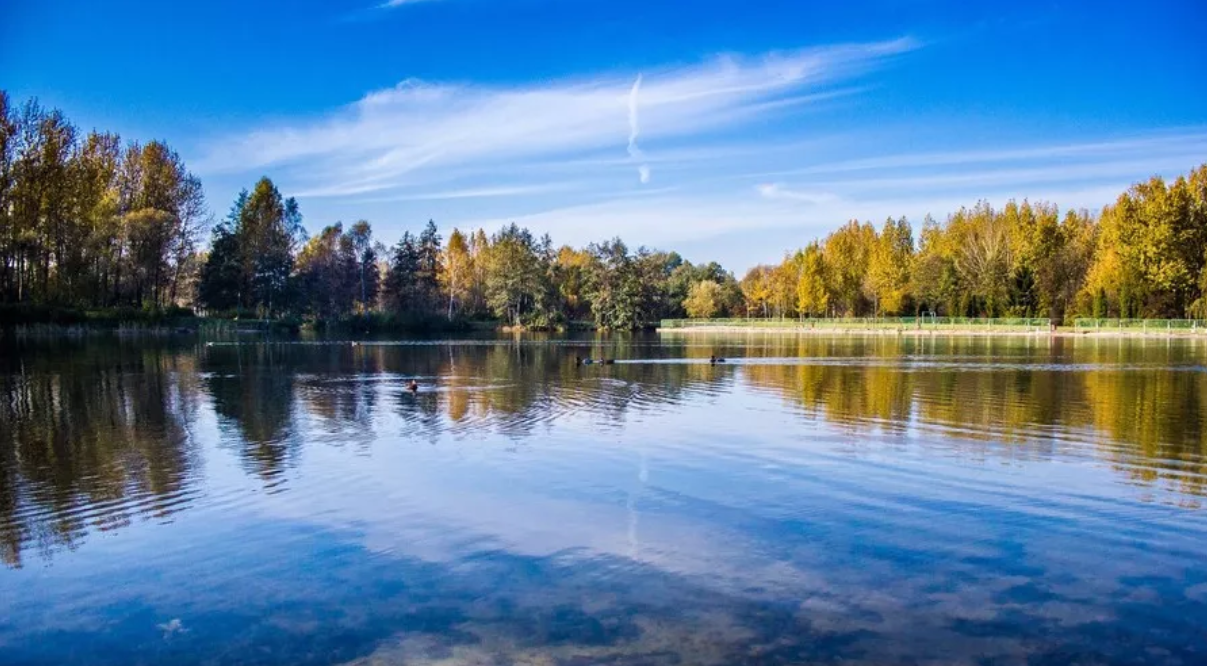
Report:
1,333,1205,665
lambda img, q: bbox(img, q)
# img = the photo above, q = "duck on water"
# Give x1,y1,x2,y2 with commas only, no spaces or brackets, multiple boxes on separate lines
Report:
576,356,615,366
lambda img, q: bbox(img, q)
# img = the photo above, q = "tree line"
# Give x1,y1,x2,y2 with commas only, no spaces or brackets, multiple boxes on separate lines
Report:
0,91,205,312
5,90,1207,326
196,199,746,329
739,164,1207,321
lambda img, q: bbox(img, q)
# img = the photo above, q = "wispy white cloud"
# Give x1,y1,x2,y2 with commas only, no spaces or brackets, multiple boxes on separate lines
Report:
379,0,440,8
197,38,918,196
751,131,1207,180
459,194,809,249
746,136,1207,204
337,183,573,203
756,183,840,205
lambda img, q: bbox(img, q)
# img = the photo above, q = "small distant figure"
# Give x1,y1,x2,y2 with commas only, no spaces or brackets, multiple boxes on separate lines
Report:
577,355,616,366
407,379,419,392
710,355,726,364
351,341,358,347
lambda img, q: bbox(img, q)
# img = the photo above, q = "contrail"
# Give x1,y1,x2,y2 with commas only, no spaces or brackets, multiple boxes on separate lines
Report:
627,74,650,184
627,74,643,158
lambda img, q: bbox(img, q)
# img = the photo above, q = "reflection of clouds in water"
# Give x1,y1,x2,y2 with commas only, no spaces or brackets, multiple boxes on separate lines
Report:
626,450,648,560
329,538,1205,666
14,509,1201,666
156,618,186,638
253,438,795,592
341,611,754,666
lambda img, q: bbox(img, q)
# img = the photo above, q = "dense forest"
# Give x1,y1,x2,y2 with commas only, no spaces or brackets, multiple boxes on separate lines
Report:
193,183,745,329
740,167,1207,321
2,90,1206,328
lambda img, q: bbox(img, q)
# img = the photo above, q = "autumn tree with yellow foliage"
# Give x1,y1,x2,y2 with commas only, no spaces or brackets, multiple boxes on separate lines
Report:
737,165,1207,322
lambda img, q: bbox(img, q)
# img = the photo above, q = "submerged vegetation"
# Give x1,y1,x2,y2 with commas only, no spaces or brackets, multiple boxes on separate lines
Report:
2,89,1206,330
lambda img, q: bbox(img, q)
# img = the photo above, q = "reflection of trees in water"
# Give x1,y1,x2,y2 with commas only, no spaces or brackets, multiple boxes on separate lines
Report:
386,340,730,441
295,345,380,454
195,340,728,462
736,334,1207,498
5,335,1206,568
0,341,201,568
1082,366,1207,499
209,336,1207,499
203,344,298,484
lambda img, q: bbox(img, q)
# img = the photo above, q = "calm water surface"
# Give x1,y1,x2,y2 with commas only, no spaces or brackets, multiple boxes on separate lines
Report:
1,333,1206,665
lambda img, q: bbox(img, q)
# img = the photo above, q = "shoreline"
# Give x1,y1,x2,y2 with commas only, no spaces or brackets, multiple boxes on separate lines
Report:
657,325,1207,338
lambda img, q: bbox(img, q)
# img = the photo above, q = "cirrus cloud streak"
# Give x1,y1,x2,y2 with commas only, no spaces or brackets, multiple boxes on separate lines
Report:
197,38,918,198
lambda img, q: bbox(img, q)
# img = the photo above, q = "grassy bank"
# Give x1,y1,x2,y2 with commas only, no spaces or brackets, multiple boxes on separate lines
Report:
0,303,201,327
660,317,1052,332
1071,318,1207,333
0,306,604,338
660,317,1207,337
0,304,210,338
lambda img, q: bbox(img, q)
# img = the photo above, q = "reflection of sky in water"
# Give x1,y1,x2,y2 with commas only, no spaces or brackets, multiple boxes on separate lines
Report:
2,335,1207,665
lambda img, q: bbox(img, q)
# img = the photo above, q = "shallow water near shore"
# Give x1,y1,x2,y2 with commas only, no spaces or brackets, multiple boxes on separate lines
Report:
2,333,1206,665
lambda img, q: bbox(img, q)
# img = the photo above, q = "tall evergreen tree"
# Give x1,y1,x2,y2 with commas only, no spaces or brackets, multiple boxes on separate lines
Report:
383,232,422,315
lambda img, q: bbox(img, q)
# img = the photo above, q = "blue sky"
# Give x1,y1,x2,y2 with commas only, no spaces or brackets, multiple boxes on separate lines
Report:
3,0,1206,271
